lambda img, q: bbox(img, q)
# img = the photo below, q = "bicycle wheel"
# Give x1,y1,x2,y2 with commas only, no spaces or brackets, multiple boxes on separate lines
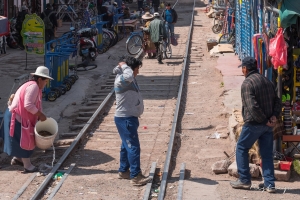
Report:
47,91,57,102
126,35,143,55
165,43,172,59
212,24,223,34
103,29,115,47
108,28,119,46
100,31,111,51
159,42,165,60
219,33,234,45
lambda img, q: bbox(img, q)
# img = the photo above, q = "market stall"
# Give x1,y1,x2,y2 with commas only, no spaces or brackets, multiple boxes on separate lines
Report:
235,0,300,179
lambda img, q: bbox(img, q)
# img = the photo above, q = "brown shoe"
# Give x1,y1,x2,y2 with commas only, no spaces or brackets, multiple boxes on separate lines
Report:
130,172,151,186
118,170,130,179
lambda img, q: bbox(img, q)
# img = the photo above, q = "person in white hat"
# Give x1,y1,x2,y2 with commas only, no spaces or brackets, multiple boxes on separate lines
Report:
144,12,167,64
2,66,53,173
142,12,156,59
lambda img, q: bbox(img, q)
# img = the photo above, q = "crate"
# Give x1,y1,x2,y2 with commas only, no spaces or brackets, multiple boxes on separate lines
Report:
207,41,218,52
280,161,292,171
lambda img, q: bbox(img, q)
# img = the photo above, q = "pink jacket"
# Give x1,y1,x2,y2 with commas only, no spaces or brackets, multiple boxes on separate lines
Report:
10,81,42,150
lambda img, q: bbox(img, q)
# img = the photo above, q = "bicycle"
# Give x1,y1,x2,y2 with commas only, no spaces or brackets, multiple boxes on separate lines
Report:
212,11,225,34
126,31,144,55
218,26,235,47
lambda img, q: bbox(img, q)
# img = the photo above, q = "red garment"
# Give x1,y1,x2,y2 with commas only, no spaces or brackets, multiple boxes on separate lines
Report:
9,81,42,150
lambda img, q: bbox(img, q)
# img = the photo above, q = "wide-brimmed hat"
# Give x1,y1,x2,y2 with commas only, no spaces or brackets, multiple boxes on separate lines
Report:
153,12,160,17
142,12,153,20
30,66,54,80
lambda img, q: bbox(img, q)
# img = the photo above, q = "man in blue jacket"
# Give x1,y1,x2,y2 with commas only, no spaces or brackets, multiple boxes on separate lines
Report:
161,3,177,39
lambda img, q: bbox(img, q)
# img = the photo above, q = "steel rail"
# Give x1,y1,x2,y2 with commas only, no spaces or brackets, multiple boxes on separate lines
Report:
157,0,195,199
172,0,179,9
30,88,115,200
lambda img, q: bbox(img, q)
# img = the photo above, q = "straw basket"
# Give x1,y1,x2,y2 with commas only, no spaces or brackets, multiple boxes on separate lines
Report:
34,118,58,150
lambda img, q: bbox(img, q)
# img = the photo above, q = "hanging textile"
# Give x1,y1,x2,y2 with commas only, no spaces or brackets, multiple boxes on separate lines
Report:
279,0,300,28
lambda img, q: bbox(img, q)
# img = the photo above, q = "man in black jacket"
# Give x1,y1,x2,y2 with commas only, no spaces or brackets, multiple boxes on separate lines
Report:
161,3,177,38
41,3,57,44
230,57,281,193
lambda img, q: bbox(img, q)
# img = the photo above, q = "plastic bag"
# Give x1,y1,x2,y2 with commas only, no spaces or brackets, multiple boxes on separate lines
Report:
171,36,178,46
269,28,287,69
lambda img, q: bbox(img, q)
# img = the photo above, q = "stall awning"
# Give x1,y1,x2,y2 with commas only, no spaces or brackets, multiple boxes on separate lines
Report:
279,0,300,28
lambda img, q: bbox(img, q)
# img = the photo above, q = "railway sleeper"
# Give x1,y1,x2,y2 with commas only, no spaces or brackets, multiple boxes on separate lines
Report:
87,97,105,101
78,112,94,117
79,106,98,111
75,116,90,121
86,101,102,106
69,124,85,130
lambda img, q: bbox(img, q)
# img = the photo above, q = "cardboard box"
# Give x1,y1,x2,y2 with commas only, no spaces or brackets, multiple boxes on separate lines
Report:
207,41,218,52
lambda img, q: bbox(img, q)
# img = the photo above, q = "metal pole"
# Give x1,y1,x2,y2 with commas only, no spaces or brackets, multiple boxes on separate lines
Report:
25,52,27,70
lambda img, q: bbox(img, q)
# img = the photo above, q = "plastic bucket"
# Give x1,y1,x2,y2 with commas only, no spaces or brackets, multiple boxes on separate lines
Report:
34,118,58,150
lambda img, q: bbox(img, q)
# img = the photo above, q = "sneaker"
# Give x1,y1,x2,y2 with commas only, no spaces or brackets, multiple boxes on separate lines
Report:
118,170,130,179
258,183,276,193
130,172,151,186
230,179,251,189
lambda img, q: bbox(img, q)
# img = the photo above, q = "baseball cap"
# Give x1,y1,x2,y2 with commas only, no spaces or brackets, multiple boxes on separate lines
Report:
166,3,171,6
238,56,257,71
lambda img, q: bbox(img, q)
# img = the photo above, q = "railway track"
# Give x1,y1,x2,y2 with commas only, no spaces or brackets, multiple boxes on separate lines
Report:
6,0,200,199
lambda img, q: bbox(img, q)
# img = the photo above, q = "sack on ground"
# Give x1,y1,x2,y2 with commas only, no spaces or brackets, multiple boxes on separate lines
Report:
211,159,231,174
171,36,178,46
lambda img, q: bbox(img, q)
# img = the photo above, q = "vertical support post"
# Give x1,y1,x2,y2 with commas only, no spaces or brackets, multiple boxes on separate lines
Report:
25,52,28,70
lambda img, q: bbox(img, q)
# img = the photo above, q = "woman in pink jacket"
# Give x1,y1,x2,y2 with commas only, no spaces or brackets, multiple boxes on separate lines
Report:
3,66,53,173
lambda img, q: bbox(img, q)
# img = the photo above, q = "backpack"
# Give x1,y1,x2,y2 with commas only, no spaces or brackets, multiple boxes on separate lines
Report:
43,11,53,29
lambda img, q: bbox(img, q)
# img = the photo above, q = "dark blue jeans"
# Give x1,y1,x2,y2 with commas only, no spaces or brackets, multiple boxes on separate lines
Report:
165,22,175,38
236,124,275,187
114,116,141,178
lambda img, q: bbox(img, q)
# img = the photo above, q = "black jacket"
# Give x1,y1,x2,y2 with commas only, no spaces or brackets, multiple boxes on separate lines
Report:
41,8,58,29
241,71,281,125
161,8,178,23
16,10,28,31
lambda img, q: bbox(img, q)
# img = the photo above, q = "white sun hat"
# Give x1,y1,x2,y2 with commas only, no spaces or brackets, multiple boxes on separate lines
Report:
153,12,160,17
30,66,54,80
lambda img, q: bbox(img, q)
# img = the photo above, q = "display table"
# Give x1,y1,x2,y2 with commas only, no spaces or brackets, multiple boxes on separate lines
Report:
282,135,300,153
118,19,139,30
